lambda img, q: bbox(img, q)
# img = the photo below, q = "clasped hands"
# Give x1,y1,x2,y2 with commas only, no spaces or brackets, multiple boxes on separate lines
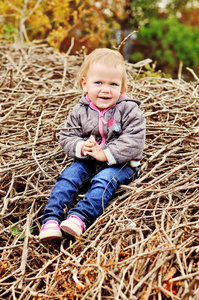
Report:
81,135,107,162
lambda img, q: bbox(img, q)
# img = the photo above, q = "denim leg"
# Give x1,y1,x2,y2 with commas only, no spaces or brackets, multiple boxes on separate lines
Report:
68,164,137,226
41,161,94,224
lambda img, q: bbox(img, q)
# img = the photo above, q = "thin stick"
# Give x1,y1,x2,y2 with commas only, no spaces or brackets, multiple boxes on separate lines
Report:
18,214,31,289
118,29,139,52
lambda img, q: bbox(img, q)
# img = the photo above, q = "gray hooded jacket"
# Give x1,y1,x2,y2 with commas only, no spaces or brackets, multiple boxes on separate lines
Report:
60,94,146,166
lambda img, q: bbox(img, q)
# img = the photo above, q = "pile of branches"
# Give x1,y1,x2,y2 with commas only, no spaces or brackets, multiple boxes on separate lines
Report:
0,42,199,300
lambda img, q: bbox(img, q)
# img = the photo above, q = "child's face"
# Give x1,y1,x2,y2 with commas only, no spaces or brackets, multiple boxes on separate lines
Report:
81,62,123,111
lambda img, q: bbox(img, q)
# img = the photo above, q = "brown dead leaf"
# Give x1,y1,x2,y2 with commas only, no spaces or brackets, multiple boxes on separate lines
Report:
163,267,176,281
162,267,177,298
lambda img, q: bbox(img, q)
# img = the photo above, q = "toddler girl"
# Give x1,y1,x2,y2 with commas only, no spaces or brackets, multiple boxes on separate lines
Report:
39,48,146,240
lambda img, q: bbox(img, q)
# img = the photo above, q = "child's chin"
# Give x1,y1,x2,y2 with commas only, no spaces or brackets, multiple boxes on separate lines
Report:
97,105,108,111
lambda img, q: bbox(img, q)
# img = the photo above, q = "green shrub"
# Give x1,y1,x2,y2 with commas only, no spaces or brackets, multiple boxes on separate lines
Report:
130,17,199,74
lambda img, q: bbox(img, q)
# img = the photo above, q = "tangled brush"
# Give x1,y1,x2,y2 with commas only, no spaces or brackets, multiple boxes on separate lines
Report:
0,42,199,300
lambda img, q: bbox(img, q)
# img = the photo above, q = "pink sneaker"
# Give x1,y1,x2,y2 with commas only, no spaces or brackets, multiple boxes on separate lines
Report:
39,220,62,240
60,215,86,237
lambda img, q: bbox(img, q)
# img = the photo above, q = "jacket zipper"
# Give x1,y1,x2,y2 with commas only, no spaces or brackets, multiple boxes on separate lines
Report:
87,96,115,147
99,111,107,147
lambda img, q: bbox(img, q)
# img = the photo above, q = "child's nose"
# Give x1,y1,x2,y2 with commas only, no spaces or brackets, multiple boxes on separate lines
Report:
101,84,110,93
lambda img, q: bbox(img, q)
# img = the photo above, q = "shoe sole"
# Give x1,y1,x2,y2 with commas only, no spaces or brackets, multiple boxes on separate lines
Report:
39,230,62,240
61,222,82,237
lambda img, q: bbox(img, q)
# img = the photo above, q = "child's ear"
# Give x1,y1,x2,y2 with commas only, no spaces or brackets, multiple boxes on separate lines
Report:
81,77,87,92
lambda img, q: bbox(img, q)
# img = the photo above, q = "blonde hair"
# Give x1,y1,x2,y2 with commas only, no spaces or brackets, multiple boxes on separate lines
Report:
77,48,127,92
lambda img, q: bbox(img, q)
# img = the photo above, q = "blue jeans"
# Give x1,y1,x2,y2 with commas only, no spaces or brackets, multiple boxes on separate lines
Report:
42,159,139,227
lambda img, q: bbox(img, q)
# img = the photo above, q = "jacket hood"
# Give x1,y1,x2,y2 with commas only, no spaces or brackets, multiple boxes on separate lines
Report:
117,94,141,106
79,93,141,107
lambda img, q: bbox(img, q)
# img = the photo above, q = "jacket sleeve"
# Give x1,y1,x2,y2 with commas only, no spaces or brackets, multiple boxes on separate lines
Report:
103,102,146,165
59,104,87,159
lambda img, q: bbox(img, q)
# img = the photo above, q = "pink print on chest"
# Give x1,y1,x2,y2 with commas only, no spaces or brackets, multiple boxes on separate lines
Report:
108,118,115,127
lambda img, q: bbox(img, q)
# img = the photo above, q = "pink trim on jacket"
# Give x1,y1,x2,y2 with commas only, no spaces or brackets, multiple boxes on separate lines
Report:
85,95,115,147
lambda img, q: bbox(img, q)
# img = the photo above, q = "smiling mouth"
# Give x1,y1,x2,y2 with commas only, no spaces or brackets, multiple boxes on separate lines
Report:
99,96,111,100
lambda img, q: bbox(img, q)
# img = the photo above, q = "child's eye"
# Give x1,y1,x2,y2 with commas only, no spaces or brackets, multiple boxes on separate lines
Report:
111,83,118,86
95,81,102,84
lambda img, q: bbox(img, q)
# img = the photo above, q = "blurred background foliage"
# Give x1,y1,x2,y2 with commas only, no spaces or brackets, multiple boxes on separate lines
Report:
0,0,199,79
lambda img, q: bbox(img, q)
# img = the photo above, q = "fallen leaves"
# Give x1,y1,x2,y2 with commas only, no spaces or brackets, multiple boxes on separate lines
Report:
163,267,177,298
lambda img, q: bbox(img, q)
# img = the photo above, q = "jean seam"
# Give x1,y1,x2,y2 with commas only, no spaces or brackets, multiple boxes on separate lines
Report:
65,173,95,216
